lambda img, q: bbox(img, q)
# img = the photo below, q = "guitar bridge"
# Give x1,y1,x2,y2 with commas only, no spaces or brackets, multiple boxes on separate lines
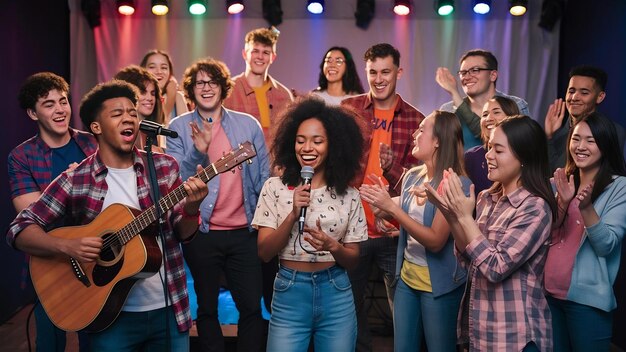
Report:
70,257,91,287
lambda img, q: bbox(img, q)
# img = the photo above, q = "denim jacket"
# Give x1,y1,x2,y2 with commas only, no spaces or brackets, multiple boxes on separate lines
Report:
166,107,270,233
395,166,468,297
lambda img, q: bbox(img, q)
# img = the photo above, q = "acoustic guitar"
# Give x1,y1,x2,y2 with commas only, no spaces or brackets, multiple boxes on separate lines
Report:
29,141,256,332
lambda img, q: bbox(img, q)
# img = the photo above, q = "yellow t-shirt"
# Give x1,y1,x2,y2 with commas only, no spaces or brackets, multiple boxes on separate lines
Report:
362,107,395,238
253,81,272,129
400,260,432,292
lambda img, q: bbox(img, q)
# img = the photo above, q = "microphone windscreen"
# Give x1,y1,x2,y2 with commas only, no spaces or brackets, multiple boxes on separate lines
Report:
300,166,314,180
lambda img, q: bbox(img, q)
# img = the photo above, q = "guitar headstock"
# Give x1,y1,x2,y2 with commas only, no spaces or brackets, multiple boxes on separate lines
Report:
214,141,257,174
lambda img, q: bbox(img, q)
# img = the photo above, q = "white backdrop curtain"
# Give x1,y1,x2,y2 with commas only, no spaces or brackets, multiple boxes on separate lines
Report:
69,0,559,128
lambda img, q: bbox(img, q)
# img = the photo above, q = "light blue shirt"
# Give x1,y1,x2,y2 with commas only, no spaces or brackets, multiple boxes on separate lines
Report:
566,176,626,311
166,107,270,233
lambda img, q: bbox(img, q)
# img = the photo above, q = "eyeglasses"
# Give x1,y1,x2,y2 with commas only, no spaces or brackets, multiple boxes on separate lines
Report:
323,57,345,66
457,67,494,77
195,80,219,89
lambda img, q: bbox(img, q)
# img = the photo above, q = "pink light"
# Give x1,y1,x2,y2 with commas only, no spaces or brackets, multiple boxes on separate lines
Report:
228,3,244,14
118,5,135,15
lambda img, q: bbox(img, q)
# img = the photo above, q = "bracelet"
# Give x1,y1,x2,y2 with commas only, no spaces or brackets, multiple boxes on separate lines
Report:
182,207,200,219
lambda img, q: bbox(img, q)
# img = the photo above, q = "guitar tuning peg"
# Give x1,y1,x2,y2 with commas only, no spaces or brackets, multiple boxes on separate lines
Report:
238,164,243,170
232,169,236,174
246,160,253,164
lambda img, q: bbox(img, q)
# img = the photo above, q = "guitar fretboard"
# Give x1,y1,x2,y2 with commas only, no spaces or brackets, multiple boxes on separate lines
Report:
103,142,255,250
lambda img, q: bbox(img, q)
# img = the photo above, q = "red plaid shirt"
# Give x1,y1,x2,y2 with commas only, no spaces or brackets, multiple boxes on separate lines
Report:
7,148,193,332
341,93,424,195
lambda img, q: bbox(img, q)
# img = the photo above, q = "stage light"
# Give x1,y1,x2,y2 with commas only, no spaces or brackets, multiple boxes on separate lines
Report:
539,0,564,31
117,0,135,15
473,0,491,14
307,0,324,14
355,0,375,29
509,0,527,16
226,0,244,14
393,0,411,16
188,0,206,15
82,0,101,28
152,0,169,15
436,0,454,16
263,0,283,26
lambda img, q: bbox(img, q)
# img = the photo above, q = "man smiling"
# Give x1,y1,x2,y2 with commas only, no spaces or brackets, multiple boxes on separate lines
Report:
342,43,424,352
436,49,529,150
167,58,269,352
223,27,293,144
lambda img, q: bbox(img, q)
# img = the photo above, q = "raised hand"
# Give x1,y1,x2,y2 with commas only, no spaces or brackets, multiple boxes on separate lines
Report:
359,174,395,213
577,183,594,210
544,98,566,139
189,118,213,154
553,168,575,207
379,143,394,172
304,218,339,252
435,67,459,95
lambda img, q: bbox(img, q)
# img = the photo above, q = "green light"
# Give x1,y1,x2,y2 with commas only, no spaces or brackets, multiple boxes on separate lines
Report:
188,0,206,15
436,0,454,16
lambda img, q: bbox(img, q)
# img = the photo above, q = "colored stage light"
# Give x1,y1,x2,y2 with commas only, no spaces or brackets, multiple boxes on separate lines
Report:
227,0,244,14
117,0,135,16
152,0,169,15
510,0,528,16
188,0,207,15
436,0,454,16
355,0,375,29
473,0,491,14
307,0,325,14
263,0,283,26
393,0,411,16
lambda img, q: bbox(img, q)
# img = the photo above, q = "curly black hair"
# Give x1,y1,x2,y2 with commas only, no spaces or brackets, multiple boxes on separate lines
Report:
18,72,69,111
79,80,138,134
271,96,365,195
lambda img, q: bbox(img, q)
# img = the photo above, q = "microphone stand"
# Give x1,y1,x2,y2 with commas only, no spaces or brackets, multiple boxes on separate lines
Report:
143,133,171,352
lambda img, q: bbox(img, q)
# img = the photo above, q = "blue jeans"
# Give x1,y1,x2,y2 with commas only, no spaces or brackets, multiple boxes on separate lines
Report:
87,307,188,352
547,295,613,352
348,236,398,352
267,265,357,352
393,278,463,352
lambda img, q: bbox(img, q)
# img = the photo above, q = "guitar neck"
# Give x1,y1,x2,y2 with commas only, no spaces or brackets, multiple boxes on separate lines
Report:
114,142,255,246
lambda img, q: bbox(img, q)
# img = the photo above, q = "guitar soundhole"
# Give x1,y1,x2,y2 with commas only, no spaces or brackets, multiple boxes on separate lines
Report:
92,232,124,287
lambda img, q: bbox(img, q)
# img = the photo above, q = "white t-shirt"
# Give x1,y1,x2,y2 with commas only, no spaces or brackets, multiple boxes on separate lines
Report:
252,177,367,262
102,166,167,312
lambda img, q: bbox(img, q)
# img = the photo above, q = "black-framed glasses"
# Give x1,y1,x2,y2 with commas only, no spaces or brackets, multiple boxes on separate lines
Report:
323,57,345,66
195,80,219,89
457,67,494,77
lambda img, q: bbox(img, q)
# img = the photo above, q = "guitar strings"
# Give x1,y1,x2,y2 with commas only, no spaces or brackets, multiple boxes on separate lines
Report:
99,146,251,251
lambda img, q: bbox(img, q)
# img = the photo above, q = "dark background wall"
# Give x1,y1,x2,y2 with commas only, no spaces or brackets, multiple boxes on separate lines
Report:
1,0,625,347
1,0,70,323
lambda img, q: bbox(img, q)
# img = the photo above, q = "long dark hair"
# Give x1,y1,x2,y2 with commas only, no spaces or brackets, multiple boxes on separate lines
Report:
316,47,364,95
565,112,626,202
490,115,558,217
430,111,465,187
271,96,365,195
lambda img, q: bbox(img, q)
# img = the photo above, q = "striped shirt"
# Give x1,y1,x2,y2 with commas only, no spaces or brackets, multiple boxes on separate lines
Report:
6,148,193,332
457,186,552,351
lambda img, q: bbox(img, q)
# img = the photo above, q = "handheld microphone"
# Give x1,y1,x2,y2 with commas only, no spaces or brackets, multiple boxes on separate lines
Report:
139,119,179,138
298,166,314,235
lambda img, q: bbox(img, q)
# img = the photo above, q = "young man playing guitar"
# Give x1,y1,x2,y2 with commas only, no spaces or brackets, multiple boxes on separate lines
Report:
7,80,209,351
